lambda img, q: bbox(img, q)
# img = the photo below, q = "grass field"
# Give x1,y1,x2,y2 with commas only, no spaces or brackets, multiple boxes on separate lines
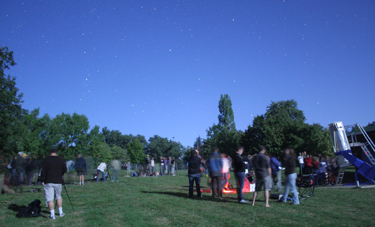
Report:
1,170,374,227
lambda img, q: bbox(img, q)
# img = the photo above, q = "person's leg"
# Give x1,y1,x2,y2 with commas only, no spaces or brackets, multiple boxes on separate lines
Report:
44,183,56,219
252,178,262,205
238,172,245,201
252,191,258,206
281,174,291,202
54,184,64,216
96,170,100,182
217,176,222,197
101,171,106,182
196,175,201,197
290,173,299,204
189,175,194,197
212,177,218,197
277,171,282,192
235,173,240,201
265,190,270,207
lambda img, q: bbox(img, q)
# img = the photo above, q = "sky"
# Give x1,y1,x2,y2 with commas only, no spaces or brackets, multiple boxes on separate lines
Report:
1,0,374,147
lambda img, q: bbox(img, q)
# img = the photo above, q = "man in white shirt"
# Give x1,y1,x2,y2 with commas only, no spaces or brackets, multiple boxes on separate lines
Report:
96,162,107,182
297,152,305,176
151,157,155,173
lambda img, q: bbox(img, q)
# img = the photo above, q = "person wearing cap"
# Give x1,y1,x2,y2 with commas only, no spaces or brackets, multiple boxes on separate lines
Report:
39,149,67,220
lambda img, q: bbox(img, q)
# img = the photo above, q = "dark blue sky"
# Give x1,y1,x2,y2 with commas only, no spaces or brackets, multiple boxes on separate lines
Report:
1,0,374,147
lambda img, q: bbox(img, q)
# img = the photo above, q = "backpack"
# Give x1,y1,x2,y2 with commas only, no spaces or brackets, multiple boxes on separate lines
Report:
16,199,42,218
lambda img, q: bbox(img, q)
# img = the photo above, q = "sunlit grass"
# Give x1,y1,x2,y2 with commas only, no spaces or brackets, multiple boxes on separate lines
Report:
1,170,374,226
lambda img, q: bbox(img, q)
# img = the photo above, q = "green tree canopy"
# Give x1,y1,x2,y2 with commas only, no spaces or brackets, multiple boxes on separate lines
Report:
0,47,25,157
127,139,145,163
203,94,240,157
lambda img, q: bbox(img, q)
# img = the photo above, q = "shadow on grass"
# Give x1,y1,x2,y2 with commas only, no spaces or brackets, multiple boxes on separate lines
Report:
8,204,50,217
141,191,239,203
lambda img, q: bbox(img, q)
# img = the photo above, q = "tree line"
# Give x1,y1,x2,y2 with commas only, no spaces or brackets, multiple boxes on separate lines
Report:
2,47,373,164
0,47,187,164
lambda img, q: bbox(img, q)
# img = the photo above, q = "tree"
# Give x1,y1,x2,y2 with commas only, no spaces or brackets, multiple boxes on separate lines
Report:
147,135,170,157
87,125,105,157
241,99,333,157
91,142,113,165
204,94,240,157
0,47,25,157
50,112,90,158
21,108,46,158
127,139,145,163
300,124,333,156
242,100,306,156
111,145,128,161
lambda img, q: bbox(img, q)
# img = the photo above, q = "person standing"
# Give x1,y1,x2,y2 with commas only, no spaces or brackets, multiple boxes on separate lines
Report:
39,149,67,220
252,146,272,207
160,157,164,175
232,146,248,203
164,158,168,175
96,162,107,182
280,148,300,205
270,155,282,192
25,156,40,186
297,152,304,176
171,158,176,176
304,155,313,174
10,156,17,186
110,158,121,182
167,157,172,175
221,154,230,191
151,157,155,173
207,147,223,198
75,154,87,185
187,150,203,198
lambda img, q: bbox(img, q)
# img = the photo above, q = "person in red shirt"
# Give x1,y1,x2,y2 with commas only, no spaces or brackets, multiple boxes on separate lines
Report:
304,155,313,174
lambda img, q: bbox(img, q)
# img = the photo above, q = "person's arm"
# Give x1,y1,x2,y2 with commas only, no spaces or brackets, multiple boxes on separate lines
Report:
63,159,67,174
268,167,272,177
39,160,46,185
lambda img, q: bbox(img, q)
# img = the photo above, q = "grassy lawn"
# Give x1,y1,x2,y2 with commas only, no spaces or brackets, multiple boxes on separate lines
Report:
1,170,374,227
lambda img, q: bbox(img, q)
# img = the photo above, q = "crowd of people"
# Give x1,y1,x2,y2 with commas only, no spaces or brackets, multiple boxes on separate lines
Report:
186,145,342,207
1,145,342,220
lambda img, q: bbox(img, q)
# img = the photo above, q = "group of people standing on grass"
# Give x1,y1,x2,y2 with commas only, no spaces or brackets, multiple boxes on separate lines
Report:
7,153,41,187
158,156,176,176
187,145,301,206
297,152,339,185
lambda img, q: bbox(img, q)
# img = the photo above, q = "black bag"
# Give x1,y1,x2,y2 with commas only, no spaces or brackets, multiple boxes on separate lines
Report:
16,199,42,218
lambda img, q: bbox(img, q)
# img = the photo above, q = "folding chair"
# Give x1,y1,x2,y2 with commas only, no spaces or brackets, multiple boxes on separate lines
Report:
297,174,315,201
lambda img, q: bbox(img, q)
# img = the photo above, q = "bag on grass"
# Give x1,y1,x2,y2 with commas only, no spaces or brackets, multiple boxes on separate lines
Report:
16,199,42,218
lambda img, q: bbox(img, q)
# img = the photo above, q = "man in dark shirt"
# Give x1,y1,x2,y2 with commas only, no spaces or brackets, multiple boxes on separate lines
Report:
232,146,248,203
187,150,203,198
75,154,87,185
252,145,272,207
39,149,67,220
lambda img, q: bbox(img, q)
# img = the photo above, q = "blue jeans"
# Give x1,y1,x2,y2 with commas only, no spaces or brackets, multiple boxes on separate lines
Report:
96,170,106,182
189,174,201,197
112,169,118,181
281,173,299,204
273,170,282,191
235,172,245,201
299,164,304,175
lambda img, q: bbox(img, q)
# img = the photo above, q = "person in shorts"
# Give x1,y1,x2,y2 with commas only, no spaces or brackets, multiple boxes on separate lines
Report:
252,145,272,207
39,149,67,220
75,154,87,185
